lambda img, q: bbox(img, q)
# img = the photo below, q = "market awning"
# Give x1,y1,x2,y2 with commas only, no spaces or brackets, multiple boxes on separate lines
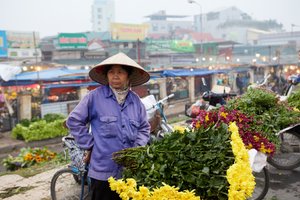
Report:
11,67,89,81
43,82,99,89
159,69,227,77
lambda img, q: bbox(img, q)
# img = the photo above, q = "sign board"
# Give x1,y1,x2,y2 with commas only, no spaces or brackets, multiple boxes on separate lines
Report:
111,23,149,41
6,31,39,49
0,30,8,57
8,48,41,58
146,40,195,53
58,33,88,49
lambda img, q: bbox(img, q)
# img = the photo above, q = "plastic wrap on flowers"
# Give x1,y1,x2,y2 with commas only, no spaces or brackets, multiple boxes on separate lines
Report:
113,122,254,200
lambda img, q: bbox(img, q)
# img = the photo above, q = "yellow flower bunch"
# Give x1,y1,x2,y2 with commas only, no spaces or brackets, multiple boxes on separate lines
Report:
173,126,187,134
24,153,34,161
227,122,255,200
108,177,200,200
293,107,300,112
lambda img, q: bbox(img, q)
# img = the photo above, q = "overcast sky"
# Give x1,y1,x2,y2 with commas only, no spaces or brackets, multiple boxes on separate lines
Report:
1,0,300,37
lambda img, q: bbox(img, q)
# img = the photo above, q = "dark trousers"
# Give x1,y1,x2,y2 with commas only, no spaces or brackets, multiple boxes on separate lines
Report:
90,178,121,200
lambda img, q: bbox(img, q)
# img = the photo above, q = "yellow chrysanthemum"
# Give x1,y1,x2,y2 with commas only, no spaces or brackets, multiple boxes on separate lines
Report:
220,111,228,118
24,153,33,161
173,126,186,134
109,177,201,200
205,114,209,122
195,121,201,129
227,122,255,200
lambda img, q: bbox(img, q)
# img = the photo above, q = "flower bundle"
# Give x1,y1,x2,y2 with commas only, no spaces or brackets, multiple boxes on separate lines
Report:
227,122,255,200
192,106,276,155
108,177,200,200
2,147,56,171
226,87,300,145
113,122,254,199
287,89,300,110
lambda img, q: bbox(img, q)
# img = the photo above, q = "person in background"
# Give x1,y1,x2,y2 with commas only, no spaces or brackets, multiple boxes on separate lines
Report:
236,74,243,94
66,52,151,200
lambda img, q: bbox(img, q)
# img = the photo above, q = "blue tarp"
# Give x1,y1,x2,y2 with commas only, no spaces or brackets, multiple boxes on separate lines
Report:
11,67,89,81
1,66,251,86
43,82,99,89
1,67,90,86
160,69,228,77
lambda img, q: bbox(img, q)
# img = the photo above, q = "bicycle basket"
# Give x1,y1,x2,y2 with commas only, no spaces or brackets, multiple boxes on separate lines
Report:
64,138,85,170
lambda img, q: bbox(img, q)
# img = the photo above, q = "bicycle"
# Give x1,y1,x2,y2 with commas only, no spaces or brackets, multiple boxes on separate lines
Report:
267,124,300,170
50,136,91,200
141,93,174,141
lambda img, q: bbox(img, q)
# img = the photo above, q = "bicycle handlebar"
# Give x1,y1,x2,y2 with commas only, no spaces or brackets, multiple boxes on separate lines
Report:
147,94,174,110
157,94,174,105
258,74,271,87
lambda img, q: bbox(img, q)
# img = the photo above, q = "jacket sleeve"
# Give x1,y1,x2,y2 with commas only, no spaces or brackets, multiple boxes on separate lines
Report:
134,100,151,147
66,93,94,150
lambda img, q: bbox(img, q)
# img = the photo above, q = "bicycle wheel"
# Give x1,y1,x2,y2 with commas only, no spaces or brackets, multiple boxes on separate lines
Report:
50,168,90,200
248,167,270,200
268,131,300,170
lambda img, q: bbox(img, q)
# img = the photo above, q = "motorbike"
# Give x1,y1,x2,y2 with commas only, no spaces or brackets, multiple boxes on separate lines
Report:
185,78,236,119
141,93,174,141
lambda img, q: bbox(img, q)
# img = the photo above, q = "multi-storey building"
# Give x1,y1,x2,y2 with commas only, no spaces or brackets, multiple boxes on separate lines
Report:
144,10,193,38
194,6,283,44
91,0,115,32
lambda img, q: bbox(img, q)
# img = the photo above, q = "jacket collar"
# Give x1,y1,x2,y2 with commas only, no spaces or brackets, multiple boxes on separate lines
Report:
103,85,134,106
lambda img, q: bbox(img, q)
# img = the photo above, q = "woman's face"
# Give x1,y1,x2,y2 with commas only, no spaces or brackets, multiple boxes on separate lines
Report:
107,65,129,90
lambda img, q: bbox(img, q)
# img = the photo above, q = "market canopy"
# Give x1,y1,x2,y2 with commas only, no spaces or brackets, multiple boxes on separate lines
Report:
155,68,228,77
11,67,89,81
0,64,22,81
1,67,90,86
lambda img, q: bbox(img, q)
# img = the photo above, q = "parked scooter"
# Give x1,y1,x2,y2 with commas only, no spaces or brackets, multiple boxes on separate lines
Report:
141,94,174,141
185,78,236,119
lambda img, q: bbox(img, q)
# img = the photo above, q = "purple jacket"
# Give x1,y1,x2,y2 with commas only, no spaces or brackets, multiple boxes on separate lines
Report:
66,85,150,180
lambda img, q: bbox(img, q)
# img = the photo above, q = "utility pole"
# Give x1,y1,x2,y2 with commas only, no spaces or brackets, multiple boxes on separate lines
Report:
188,0,203,65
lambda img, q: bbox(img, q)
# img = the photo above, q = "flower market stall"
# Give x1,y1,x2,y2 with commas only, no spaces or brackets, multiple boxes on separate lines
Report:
110,122,255,200
107,86,300,200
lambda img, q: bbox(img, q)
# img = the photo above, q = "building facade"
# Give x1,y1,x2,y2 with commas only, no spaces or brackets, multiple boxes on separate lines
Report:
194,6,283,44
145,10,193,36
91,0,115,32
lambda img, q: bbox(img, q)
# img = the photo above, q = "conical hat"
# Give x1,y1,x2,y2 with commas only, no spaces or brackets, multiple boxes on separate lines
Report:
89,52,150,87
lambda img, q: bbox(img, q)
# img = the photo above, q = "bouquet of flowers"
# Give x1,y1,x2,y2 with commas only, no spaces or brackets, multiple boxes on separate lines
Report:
2,147,57,171
191,106,276,155
226,88,300,146
112,122,255,200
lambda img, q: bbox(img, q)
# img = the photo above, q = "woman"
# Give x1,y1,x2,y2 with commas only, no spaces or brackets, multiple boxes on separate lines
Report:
66,52,151,200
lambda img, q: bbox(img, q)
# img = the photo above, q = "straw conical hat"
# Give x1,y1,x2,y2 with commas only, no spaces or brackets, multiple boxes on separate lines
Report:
89,52,150,87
